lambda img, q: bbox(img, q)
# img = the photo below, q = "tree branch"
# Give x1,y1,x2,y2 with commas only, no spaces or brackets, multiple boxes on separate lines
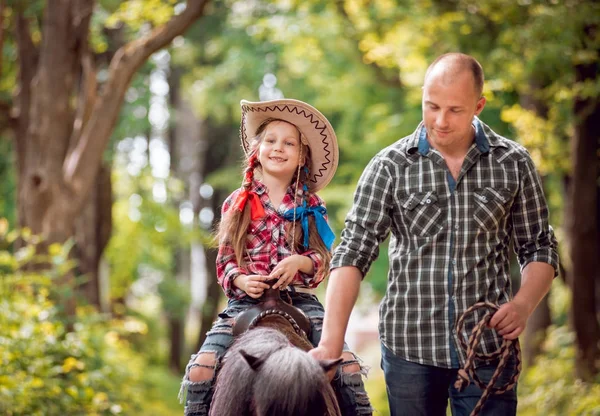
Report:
64,0,210,210
69,52,97,154
334,0,403,89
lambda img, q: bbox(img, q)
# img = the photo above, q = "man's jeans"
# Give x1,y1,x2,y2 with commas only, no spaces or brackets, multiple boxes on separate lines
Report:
381,343,517,416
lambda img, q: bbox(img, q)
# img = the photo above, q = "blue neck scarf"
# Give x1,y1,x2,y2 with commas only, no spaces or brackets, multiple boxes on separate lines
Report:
282,204,334,251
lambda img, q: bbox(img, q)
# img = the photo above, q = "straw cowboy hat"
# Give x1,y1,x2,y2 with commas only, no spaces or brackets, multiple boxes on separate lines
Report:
240,99,339,193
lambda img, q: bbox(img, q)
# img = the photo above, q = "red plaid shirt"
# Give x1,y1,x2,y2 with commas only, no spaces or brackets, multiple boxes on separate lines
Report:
217,180,328,299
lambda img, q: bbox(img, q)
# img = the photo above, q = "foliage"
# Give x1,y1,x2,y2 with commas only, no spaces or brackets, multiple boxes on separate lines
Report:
0,226,146,415
517,279,600,414
106,0,180,30
0,139,16,227
105,165,202,303
518,325,600,415
364,374,391,416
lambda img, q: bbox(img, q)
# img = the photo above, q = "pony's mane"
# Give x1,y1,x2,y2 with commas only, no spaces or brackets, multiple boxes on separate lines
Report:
210,322,338,416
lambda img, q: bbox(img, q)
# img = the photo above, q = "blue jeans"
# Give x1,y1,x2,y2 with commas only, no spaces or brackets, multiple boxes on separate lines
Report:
381,343,517,416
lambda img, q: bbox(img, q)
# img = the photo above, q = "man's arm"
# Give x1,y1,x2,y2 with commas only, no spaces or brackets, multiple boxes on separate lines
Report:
309,155,393,362
489,261,554,339
310,266,362,359
491,151,559,340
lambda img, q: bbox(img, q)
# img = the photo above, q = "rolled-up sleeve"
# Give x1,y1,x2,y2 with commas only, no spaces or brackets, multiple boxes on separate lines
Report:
332,155,394,277
511,154,559,276
293,249,323,287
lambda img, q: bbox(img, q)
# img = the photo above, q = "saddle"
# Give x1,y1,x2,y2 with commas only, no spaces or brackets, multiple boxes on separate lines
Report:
232,286,312,339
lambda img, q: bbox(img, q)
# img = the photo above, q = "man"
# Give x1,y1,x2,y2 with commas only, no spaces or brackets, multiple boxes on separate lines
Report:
310,53,559,415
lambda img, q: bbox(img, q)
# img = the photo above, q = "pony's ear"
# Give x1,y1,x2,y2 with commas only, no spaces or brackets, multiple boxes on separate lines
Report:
239,349,266,371
319,357,343,373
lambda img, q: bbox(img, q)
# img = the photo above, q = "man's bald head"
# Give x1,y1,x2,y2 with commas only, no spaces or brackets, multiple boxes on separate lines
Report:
424,53,484,98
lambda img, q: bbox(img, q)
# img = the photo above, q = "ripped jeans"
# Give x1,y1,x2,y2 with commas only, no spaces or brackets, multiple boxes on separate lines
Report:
180,291,373,416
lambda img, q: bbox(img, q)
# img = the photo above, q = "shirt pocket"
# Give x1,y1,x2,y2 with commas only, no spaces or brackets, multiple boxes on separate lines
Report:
400,191,443,237
246,218,270,254
473,187,514,231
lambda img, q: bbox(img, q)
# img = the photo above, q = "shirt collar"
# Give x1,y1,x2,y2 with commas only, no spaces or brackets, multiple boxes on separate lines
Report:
251,179,304,199
407,117,503,156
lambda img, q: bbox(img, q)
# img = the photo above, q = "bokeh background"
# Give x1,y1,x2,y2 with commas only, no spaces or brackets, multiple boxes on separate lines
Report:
1,1,599,414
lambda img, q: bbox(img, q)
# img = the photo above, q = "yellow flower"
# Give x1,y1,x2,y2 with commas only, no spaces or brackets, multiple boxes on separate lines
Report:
62,357,84,373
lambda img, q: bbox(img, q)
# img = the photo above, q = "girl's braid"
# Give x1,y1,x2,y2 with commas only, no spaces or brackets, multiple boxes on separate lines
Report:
243,154,258,189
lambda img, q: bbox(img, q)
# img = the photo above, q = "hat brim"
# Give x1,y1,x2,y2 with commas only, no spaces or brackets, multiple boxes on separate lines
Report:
240,99,339,193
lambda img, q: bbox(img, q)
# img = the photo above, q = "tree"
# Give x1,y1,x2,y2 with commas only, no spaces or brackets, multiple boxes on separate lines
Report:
6,0,210,309
567,22,600,380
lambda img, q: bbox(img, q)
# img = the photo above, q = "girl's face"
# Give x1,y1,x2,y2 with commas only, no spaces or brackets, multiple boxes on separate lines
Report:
257,121,302,183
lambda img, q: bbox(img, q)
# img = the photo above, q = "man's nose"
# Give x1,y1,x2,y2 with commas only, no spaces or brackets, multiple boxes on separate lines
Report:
436,111,449,127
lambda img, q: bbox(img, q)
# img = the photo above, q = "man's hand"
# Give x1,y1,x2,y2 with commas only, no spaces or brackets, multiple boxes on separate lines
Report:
234,274,270,299
488,262,555,340
309,345,342,381
488,300,530,340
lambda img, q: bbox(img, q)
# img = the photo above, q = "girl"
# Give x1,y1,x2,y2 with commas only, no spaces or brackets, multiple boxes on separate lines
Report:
180,99,372,416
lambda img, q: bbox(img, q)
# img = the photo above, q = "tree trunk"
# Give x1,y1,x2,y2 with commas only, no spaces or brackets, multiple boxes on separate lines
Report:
568,24,600,381
197,233,222,351
167,66,187,372
168,315,184,373
12,1,210,312
74,163,112,309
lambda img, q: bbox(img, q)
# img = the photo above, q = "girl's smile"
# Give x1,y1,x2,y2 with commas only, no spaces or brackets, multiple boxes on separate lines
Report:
258,121,301,181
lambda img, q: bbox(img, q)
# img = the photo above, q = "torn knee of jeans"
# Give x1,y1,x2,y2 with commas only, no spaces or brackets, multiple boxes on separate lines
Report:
186,351,217,382
339,352,366,375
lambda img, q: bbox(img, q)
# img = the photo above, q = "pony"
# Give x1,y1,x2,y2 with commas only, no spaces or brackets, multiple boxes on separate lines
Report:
209,288,342,416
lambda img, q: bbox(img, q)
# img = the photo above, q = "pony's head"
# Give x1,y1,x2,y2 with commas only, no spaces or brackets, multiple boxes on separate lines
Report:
210,326,341,416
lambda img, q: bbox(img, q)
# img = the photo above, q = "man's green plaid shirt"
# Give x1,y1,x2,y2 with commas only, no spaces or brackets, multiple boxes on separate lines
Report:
332,118,559,368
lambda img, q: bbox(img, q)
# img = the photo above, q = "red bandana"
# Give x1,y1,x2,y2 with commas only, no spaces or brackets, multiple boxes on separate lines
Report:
233,189,265,220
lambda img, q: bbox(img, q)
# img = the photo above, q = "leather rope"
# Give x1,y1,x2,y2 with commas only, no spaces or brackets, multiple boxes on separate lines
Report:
248,308,306,338
454,302,522,416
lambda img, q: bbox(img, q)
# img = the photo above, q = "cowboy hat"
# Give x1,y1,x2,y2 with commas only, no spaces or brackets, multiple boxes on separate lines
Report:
240,99,339,193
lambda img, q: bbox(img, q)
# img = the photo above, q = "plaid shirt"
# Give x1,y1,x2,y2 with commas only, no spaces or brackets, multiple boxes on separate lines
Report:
332,118,559,368
217,180,326,299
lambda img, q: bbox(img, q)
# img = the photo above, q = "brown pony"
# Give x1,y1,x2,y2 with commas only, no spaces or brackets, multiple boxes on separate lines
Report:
209,289,342,416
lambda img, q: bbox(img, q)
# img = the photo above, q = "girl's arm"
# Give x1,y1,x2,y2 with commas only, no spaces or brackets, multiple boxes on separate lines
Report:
216,241,249,299
216,190,248,299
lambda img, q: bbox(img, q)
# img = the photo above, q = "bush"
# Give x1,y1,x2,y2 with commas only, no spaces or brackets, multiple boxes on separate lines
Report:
0,226,147,415
518,325,600,415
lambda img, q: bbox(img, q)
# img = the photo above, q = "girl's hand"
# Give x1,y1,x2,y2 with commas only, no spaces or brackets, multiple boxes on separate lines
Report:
234,274,270,299
270,255,310,290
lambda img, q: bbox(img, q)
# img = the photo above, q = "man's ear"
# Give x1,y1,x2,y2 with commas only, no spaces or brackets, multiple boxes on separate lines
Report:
475,96,486,116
